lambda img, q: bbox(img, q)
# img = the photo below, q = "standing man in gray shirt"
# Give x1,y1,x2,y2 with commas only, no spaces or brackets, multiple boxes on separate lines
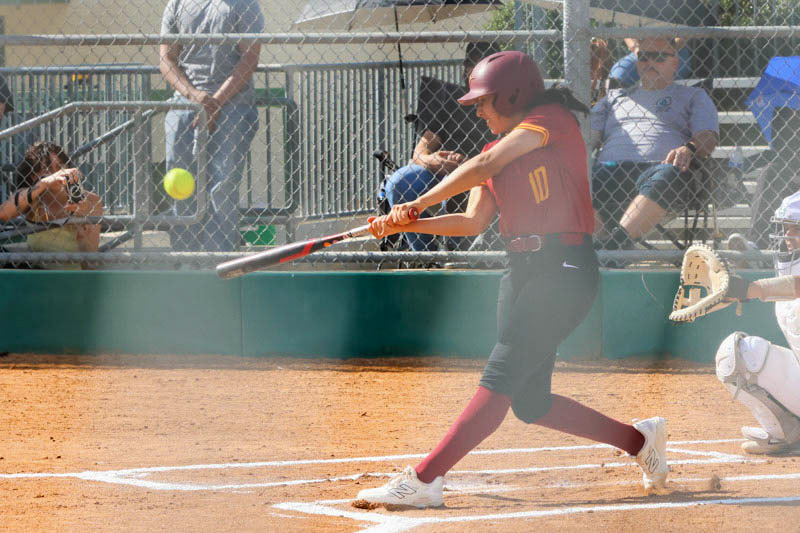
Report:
590,38,719,251
160,0,264,251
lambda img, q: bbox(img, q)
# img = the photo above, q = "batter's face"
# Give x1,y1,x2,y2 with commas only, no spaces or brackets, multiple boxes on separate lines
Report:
784,223,800,251
476,94,513,134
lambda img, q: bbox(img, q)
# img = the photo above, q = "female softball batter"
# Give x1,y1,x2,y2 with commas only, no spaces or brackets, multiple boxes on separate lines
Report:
359,51,668,508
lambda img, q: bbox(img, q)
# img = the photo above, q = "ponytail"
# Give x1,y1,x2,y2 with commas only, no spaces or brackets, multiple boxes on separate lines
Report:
528,84,590,122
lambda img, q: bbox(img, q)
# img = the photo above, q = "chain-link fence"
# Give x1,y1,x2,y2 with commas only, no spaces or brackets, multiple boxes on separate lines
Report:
0,0,797,270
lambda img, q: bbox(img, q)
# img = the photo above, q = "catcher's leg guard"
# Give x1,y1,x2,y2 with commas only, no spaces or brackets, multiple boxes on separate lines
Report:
715,332,800,447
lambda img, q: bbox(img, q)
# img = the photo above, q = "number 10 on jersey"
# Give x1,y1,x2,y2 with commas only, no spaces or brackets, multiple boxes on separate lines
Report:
528,166,549,204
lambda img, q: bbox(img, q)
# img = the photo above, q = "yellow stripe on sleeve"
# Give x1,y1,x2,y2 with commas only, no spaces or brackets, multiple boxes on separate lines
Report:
514,123,550,147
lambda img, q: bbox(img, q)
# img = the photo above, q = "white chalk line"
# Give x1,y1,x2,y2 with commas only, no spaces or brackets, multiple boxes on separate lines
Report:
311,470,800,507
541,471,800,490
276,494,800,533
0,437,744,478
0,438,758,493
3,438,798,533
0,452,758,491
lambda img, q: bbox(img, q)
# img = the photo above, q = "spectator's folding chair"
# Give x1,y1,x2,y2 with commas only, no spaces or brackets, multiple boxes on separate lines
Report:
644,155,751,250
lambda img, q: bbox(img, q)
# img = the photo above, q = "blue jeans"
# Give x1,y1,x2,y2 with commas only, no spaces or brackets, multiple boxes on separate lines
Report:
166,96,259,251
592,161,695,229
384,164,441,252
608,48,692,87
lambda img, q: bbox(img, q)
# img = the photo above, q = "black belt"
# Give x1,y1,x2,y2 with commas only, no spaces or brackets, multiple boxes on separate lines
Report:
506,233,590,253
507,235,545,253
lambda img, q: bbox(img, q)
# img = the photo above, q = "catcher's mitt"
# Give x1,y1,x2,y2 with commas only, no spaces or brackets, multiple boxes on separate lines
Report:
669,244,750,323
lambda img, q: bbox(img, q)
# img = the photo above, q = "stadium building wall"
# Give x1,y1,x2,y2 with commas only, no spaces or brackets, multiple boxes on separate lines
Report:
0,270,784,362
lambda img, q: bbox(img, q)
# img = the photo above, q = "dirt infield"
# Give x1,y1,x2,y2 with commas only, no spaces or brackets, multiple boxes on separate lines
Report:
1,354,799,532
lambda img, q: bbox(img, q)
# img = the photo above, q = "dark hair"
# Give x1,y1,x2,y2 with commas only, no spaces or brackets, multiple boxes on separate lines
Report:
528,84,590,122
15,141,73,190
465,41,502,65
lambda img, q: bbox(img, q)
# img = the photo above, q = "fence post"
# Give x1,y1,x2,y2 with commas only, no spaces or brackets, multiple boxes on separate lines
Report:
563,0,591,154
132,108,149,249
563,0,590,117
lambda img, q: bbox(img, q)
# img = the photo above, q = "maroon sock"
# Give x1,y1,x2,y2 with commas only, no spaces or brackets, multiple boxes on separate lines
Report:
415,386,511,483
533,394,645,456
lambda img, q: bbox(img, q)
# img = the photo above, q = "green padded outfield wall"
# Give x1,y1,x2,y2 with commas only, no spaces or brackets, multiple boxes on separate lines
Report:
0,270,785,361
0,271,242,355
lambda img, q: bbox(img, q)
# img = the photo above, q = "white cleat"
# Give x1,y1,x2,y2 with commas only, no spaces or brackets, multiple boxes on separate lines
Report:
355,466,443,509
633,417,669,493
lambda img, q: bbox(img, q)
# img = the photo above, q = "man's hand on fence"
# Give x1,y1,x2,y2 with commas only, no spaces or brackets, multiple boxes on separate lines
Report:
191,90,221,132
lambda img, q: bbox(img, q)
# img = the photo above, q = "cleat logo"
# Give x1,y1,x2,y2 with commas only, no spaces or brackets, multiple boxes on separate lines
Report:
389,483,417,499
644,450,660,471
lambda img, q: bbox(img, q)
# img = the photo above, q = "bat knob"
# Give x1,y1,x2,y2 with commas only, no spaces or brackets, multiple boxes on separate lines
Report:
408,207,419,221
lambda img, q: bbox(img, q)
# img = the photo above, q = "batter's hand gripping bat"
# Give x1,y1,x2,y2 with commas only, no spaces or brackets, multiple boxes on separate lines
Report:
216,207,419,279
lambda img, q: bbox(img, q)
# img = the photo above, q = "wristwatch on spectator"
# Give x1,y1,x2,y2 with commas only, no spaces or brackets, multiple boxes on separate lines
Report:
684,141,697,155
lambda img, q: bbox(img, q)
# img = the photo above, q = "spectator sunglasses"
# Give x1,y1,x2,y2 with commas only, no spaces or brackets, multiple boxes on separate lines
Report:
636,51,675,63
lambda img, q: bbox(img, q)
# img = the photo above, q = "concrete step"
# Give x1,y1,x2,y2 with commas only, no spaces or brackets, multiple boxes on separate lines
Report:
713,145,769,159
719,110,757,125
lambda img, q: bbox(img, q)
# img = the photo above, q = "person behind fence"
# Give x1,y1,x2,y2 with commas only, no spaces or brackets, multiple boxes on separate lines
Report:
13,141,103,256
607,38,692,90
714,190,800,456
159,0,264,251
591,37,719,251
744,107,800,250
590,38,611,104
0,156,78,225
0,72,14,124
382,41,500,252
356,51,668,509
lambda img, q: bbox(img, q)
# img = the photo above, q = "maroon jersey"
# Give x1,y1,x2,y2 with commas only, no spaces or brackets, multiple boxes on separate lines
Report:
484,103,594,239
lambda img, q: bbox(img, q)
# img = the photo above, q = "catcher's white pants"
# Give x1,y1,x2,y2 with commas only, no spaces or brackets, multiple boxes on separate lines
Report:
716,333,800,440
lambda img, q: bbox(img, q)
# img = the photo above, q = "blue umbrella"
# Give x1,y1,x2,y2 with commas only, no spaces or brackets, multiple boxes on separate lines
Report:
746,56,800,145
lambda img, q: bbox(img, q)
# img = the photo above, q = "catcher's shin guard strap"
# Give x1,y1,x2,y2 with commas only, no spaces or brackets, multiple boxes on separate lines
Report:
752,276,799,301
728,384,800,444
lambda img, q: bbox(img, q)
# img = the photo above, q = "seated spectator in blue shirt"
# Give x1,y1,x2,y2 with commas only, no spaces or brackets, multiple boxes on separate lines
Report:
591,38,719,249
384,41,500,251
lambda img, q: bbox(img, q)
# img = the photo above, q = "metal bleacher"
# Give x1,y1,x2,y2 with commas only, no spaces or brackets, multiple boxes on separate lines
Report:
653,77,767,248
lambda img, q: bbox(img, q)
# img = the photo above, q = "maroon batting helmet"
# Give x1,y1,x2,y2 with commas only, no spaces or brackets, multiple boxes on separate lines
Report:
458,51,545,116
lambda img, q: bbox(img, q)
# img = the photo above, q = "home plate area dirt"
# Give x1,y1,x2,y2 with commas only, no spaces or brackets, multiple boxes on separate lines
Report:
1,354,798,531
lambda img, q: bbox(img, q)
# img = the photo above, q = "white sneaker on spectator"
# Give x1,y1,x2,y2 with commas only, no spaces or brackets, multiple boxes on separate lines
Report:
355,466,443,508
727,233,757,252
728,233,760,268
633,417,669,493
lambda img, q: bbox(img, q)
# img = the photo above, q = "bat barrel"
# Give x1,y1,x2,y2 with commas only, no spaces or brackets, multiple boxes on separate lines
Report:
215,210,413,280
215,255,258,279
215,247,290,279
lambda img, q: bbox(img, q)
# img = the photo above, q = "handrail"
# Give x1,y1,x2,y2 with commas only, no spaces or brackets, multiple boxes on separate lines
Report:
0,101,209,226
